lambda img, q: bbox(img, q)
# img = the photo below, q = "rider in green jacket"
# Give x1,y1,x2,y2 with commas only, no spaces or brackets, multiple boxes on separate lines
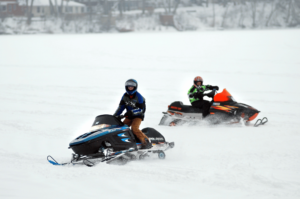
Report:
188,76,219,118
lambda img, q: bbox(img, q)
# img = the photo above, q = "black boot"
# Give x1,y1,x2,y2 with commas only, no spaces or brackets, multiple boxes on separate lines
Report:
141,138,152,149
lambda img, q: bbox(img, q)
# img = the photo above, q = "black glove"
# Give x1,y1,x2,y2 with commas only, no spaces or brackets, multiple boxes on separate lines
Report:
194,92,203,98
211,86,219,91
189,93,195,98
115,115,122,120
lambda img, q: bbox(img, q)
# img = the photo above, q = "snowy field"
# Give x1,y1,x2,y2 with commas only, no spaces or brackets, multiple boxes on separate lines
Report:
0,30,300,199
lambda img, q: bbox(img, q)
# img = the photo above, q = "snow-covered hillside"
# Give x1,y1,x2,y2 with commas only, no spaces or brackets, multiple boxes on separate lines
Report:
0,29,300,199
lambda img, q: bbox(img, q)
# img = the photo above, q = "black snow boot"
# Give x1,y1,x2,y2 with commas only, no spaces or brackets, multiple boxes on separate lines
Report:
141,139,152,149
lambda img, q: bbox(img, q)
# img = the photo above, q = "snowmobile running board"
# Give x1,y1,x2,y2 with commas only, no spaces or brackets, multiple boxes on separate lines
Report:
47,142,175,167
254,117,268,127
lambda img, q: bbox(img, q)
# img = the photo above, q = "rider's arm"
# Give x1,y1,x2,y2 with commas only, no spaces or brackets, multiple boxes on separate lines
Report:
132,93,145,116
113,96,126,116
188,87,196,98
206,85,219,91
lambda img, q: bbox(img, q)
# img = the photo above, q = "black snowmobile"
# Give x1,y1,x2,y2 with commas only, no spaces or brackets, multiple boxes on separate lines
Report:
47,114,174,167
159,89,267,126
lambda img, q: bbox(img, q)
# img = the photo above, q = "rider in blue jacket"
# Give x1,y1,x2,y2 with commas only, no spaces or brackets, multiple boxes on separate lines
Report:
113,79,152,149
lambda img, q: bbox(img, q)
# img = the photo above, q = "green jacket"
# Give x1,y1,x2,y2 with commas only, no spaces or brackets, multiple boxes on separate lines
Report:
188,85,213,103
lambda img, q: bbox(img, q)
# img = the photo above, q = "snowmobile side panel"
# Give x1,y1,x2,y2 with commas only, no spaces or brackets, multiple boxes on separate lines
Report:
169,101,202,113
142,127,166,144
70,126,128,146
70,128,137,155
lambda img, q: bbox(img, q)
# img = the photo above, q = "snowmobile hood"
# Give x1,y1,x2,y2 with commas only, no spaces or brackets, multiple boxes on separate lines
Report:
69,125,129,146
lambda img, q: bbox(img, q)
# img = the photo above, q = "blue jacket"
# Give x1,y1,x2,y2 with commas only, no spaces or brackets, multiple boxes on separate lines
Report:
113,92,146,120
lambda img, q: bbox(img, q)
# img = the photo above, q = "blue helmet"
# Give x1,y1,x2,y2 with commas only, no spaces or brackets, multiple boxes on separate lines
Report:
125,79,138,95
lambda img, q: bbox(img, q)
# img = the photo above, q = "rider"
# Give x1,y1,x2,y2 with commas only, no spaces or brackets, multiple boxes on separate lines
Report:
113,79,152,149
188,76,219,118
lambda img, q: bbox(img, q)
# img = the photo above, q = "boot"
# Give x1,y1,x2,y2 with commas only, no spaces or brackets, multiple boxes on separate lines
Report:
141,138,152,149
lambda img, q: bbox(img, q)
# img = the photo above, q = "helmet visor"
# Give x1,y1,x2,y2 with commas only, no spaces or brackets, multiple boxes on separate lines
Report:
125,81,137,87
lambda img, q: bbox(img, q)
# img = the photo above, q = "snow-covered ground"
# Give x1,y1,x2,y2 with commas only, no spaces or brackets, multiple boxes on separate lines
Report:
0,29,300,199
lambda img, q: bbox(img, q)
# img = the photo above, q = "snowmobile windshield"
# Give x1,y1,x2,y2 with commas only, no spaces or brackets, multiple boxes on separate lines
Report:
90,124,111,132
213,89,237,103
91,114,124,129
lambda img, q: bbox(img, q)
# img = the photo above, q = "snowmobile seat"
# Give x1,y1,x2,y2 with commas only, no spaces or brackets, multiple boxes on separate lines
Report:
168,101,203,113
133,128,166,144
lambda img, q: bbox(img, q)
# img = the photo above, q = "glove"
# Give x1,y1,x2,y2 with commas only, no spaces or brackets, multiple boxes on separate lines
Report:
115,115,122,120
194,92,203,99
189,93,195,98
211,86,219,91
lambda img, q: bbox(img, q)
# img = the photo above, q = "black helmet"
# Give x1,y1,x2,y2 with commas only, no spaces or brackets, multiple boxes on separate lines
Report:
125,79,138,95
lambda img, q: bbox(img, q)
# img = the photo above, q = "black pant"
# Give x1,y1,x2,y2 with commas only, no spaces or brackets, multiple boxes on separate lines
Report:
192,100,212,118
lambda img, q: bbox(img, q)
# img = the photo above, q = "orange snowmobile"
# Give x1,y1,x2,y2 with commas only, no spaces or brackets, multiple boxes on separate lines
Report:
159,89,267,126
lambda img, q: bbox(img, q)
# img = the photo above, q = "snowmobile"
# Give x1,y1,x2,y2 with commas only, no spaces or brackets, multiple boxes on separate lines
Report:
159,89,267,126
47,114,174,167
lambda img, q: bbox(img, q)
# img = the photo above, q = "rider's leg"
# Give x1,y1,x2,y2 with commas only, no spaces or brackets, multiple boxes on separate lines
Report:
131,118,152,148
202,100,212,118
191,100,202,108
123,118,132,127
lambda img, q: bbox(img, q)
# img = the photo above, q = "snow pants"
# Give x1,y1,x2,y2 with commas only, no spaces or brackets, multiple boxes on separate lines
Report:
123,118,149,144
192,100,212,118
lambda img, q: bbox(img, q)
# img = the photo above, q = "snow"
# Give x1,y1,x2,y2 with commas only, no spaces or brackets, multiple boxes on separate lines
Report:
0,29,300,199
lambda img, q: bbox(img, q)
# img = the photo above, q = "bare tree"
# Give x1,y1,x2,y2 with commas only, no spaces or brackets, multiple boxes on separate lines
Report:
238,0,245,27
290,0,300,26
27,0,34,25
142,0,146,14
285,0,292,24
49,0,55,16
162,1,168,13
173,0,180,14
54,0,59,18
266,0,277,27
212,0,215,27
118,0,124,17
161,0,180,14
221,2,230,28
60,0,64,15
25,0,29,17
258,0,267,26
250,0,257,28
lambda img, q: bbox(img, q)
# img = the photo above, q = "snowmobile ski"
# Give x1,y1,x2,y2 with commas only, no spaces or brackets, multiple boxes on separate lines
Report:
254,117,268,127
